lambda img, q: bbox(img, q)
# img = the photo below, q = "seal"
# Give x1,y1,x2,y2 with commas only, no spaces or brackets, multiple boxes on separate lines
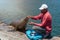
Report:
10,17,29,33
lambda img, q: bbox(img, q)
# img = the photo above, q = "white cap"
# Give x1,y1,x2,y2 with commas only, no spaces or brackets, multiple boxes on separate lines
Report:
39,4,48,10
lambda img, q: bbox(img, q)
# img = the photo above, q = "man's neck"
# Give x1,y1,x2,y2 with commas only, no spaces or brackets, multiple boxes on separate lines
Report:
43,11,48,14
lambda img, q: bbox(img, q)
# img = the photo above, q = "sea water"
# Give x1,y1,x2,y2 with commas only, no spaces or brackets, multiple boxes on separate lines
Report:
0,0,60,36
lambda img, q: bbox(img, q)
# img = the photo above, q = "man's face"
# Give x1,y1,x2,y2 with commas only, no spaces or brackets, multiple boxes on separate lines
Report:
41,9,47,13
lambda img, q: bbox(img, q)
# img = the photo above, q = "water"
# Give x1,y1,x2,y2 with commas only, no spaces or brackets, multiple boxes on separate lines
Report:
0,0,60,36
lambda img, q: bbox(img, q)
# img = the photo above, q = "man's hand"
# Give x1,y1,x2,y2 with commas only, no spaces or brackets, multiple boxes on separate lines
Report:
27,16,33,19
29,22,35,25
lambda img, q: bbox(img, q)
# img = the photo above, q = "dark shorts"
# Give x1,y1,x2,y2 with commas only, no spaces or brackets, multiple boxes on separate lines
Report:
32,26,46,34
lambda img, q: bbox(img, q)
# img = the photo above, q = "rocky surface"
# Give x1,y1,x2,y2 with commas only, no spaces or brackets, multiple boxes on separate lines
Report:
0,23,60,40
0,23,29,40
50,37,60,40
0,31,29,40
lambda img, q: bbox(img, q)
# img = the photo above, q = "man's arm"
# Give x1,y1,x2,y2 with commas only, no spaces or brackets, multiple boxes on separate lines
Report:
31,13,42,20
27,13,42,20
30,15,48,27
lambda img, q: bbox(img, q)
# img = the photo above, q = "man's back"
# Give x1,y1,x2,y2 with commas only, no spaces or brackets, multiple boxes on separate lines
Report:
42,11,52,33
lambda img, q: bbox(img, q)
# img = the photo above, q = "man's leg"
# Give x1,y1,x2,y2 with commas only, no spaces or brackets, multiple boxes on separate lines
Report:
43,32,52,39
32,26,46,34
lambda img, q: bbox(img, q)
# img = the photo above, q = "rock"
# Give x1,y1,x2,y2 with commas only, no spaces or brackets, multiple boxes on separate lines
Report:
43,36,60,40
0,31,29,40
50,37,60,40
0,22,60,40
0,23,29,40
0,23,14,31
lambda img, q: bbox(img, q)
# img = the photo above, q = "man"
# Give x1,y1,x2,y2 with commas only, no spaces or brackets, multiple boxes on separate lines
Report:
27,4,52,38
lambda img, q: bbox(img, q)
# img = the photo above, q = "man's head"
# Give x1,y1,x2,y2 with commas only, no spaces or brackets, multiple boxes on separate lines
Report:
39,4,48,13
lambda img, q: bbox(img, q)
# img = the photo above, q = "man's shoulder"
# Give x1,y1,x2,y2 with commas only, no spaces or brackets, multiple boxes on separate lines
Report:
46,11,51,16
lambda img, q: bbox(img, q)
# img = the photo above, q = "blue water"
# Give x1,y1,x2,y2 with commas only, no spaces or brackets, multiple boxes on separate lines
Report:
23,0,60,36
0,0,60,36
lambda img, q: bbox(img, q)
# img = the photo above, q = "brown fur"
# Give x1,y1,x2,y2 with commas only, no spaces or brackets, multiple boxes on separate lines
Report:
10,17,29,33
